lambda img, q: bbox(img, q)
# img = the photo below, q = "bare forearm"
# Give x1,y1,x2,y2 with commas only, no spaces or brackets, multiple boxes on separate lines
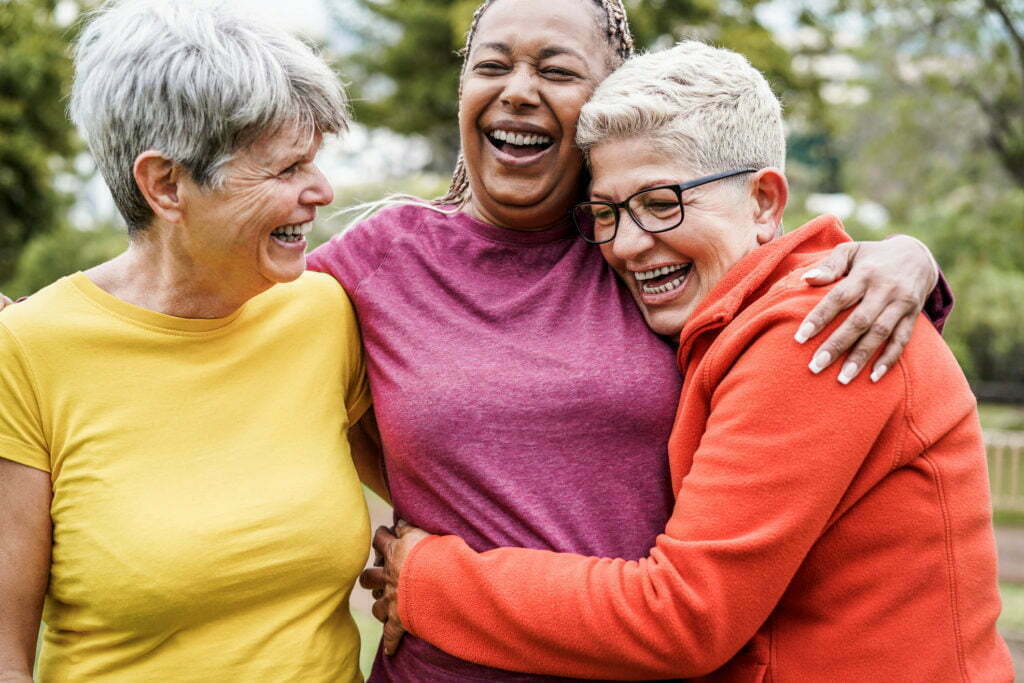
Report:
0,459,52,682
348,411,390,503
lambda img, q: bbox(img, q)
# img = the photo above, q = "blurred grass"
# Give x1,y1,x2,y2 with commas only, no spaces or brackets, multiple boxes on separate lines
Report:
1001,583,1024,632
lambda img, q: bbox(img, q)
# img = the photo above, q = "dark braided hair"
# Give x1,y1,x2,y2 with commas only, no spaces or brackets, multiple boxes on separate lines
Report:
433,0,635,209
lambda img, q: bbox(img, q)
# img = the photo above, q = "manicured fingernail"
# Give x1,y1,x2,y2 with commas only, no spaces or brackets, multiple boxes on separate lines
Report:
871,365,888,382
838,362,858,385
802,268,822,281
794,322,815,344
809,351,831,374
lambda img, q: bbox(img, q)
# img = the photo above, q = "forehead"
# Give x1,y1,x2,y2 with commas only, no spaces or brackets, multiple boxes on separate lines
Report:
472,0,606,56
236,124,322,166
590,142,696,195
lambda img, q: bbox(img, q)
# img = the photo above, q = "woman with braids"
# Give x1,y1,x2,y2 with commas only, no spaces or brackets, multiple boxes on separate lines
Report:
306,0,949,679
360,39,1010,681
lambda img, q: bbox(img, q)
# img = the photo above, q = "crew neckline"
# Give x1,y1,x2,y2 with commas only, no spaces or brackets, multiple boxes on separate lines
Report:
452,209,576,246
68,271,249,333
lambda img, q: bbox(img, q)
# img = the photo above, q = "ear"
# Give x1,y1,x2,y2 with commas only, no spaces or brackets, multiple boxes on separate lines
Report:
750,168,788,245
133,151,184,223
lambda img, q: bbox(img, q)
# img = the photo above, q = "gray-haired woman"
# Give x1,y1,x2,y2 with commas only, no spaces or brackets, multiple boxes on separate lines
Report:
0,2,380,680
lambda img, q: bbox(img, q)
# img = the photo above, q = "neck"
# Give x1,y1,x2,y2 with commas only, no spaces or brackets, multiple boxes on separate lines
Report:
86,228,270,319
465,199,573,232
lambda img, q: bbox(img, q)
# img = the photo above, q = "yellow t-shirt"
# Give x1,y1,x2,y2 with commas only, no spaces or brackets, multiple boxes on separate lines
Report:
0,271,371,682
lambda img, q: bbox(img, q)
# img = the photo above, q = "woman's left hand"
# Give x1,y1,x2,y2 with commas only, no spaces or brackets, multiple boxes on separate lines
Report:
359,522,432,656
795,235,939,384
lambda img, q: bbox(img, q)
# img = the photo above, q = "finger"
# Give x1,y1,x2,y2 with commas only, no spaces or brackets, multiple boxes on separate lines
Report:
800,242,858,286
372,525,397,556
808,290,889,375
359,567,386,591
382,618,407,656
395,521,423,538
796,279,868,346
870,315,917,382
834,304,908,384
371,597,390,623
0,294,12,309
372,588,384,601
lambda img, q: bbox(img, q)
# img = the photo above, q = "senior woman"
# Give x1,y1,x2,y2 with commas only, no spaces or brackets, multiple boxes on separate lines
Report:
307,0,950,680
0,2,378,681
362,41,1012,680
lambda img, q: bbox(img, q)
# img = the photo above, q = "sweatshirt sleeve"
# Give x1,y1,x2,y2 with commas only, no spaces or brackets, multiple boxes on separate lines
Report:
396,302,909,679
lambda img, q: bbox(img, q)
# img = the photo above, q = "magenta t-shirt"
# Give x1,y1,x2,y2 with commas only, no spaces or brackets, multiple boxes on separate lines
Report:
308,205,681,682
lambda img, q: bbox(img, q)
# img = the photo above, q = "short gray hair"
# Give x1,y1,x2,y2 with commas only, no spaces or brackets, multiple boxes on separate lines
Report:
70,0,349,232
576,41,785,179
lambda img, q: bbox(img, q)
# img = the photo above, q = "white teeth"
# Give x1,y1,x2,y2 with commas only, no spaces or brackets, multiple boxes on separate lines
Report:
641,275,687,294
634,264,687,281
271,221,313,241
490,129,553,146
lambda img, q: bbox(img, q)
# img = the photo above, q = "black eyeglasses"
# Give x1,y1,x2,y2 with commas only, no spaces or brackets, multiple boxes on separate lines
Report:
571,168,759,244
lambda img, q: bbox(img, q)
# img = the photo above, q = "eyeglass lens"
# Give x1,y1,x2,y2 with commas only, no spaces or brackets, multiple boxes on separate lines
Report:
572,186,684,243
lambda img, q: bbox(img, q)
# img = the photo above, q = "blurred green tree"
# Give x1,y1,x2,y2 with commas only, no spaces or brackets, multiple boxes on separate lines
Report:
806,0,1024,383
0,0,79,282
814,0,1023,192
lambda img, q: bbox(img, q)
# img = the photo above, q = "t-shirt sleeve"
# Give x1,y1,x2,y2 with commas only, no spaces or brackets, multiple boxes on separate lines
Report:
923,268,954,333
339,292,371,425
307,208,402,295
0,324,50,472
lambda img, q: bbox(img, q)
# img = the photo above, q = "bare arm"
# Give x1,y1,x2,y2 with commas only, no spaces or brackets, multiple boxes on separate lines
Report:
0,459,51,682
348,410,389,504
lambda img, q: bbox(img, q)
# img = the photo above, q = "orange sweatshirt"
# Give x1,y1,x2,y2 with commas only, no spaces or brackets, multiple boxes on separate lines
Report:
396,216,1012,681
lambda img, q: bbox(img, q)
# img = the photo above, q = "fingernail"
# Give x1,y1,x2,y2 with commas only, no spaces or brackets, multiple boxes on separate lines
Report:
794,322,815,344
838,362,858,385
809,351,831,374
802,268,822,281
871,365,888,382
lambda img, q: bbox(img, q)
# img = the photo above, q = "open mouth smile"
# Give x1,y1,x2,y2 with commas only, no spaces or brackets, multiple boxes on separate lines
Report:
633,263,693,298
485,127,555,162
270,221,313,245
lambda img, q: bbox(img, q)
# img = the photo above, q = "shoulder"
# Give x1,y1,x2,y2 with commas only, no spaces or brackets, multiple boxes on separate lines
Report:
264,271,355,320
0,276,85,341
308,203,445,289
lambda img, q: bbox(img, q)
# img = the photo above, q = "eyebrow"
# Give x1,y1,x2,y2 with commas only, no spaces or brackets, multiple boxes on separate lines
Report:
591,179,681,201
475,41,586,63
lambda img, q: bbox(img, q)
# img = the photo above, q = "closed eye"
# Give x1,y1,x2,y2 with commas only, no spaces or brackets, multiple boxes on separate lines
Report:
542,67,578,79
473,61,509,74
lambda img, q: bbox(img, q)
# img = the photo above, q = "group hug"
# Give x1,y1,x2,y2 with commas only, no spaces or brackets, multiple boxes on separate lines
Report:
0,0,1012,680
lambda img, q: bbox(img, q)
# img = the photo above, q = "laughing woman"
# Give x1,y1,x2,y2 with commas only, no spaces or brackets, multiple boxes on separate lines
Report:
364,41,1012,681
307,0,952,680
0,3,373,680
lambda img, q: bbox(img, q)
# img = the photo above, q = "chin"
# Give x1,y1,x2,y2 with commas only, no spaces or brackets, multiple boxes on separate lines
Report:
260,256,306,285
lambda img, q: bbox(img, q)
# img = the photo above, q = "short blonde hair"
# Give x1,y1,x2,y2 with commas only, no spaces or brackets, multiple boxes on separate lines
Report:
576,40,785,176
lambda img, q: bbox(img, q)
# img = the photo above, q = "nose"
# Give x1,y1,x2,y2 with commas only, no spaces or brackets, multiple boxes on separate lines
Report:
300,164,334,207
500,65,540,109
609,213,655,262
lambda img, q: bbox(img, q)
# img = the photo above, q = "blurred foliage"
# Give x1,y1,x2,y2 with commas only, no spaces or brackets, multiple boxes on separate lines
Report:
331,0,838,180
807,0,1023,194
0,0,79,283
802,0,1024,383
1,224,126,299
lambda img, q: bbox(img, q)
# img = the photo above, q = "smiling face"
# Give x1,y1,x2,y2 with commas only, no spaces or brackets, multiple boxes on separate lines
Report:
590,139,780,338
176,125,333,296
459,0,614,230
